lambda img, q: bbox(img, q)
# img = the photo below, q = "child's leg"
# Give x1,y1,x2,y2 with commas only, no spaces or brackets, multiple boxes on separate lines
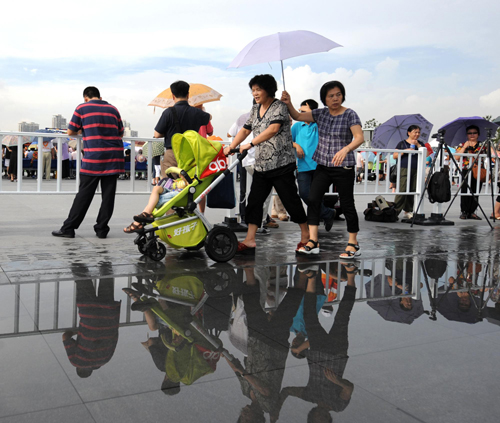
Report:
143,186,164,214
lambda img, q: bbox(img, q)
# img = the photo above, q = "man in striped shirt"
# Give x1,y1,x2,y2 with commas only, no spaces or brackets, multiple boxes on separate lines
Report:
52,87,124,239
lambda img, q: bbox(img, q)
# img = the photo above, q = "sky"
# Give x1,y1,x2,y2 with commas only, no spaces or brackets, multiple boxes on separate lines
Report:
1,0,499,138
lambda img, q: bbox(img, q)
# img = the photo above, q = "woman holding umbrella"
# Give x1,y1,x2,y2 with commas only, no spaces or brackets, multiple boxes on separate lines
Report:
281,81,364,258
223,74,309,255
454,125,484,220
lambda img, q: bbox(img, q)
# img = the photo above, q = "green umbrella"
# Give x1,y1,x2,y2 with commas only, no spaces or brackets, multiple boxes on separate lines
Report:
142,141,164,157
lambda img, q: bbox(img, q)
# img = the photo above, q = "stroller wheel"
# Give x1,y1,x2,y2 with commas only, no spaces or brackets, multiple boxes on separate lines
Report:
137,238,148,255
204,264,237,297
148,242,167,261
205,226,238,263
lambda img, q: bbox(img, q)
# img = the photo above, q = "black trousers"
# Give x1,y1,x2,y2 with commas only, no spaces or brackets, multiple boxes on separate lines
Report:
245,166,307,227
304,285,356,354
308,165,359,233
61,174,118,235
460,169,482,215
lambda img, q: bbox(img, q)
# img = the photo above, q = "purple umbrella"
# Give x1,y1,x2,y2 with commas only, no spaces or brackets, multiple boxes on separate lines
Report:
228,30,342,89
371,114,433,150
439,116,499,147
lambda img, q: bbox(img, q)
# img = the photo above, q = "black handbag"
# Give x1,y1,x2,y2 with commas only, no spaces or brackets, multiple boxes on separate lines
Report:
389,165,398,183
207,174,236,209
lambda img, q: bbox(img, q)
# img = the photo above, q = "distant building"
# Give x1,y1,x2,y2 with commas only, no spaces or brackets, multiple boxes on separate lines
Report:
52,114,67,130
18,121,39,132
123,127,138,138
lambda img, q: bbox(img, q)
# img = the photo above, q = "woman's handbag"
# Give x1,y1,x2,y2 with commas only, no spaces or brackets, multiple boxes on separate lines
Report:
472,162,487,183
207,174,236,209
389,165,397,183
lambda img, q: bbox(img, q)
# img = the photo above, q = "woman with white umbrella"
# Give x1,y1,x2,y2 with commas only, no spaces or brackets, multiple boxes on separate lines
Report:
282,81,364,258
224,74,310,255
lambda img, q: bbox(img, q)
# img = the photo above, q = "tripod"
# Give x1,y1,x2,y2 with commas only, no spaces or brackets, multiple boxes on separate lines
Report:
411,129,493,228
443,128,497,229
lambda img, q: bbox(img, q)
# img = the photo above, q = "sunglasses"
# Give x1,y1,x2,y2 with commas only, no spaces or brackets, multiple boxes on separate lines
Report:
467,132,478,135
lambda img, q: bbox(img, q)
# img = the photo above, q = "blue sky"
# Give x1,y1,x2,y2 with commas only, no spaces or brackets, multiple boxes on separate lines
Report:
1,0,499,137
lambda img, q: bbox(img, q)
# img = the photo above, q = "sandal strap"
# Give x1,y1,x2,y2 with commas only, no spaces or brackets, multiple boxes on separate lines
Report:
303,240,319,252
347,243,360,250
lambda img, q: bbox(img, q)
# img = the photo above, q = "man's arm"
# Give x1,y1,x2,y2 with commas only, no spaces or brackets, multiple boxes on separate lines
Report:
153,130,164,138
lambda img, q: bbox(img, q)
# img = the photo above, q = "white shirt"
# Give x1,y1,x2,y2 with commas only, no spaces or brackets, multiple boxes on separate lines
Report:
228,112,254,167
41,140,53,153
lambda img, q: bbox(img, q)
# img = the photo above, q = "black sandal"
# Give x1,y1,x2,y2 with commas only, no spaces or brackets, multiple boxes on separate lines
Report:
123,222,144,233
339,243,360,259
297,240,320,255
133,212,155,223
341,262,359,274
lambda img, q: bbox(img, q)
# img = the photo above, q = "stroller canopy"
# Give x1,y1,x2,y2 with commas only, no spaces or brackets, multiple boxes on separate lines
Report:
171,130,227,180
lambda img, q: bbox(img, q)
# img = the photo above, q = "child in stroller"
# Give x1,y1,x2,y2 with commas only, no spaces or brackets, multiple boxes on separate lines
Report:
123,170,189,233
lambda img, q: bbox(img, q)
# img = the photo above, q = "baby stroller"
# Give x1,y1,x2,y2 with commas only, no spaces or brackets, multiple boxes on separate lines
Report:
134,130,245,262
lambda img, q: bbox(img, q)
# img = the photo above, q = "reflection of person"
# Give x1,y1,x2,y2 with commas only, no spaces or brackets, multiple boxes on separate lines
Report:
154,81,211,175
292,99,336,232
224,74,309,255
52,87,124,238
455,125,484,220
63,266,120,378
226,267,306,423
282,81,364,257
393,125,425,219
282,264,357,419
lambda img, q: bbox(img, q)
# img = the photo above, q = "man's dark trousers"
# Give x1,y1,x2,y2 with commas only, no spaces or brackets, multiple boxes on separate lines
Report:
61,174,118,236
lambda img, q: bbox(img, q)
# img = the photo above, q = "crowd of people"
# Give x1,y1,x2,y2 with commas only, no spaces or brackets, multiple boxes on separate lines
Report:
44,79,498,251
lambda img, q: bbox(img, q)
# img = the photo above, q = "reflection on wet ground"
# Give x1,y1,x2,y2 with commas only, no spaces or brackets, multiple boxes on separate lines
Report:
1,251,499,422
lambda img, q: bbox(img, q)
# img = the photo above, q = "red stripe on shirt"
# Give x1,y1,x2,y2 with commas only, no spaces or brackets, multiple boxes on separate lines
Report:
79,313,121,319
79,333,117,341
83,136,122,141
82,158,125,164
83,123,119,129
81,169,124,175
80,322,119,330
84,147,124,152
79,112,120,119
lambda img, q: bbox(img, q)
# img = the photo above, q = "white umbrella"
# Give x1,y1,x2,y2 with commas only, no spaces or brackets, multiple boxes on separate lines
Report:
228,30,342,89
2,135,31,147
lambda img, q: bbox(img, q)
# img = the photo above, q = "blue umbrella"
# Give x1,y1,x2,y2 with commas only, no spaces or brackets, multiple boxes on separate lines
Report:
365,275,424,325
436,292,479,324
30,128,61,143
439,116,499,147
371,114,433,150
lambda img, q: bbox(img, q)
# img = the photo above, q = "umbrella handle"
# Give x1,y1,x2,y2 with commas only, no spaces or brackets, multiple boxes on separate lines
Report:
281,60,286,91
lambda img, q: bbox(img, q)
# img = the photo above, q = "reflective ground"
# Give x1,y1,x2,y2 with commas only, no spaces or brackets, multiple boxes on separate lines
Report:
1,193,500,422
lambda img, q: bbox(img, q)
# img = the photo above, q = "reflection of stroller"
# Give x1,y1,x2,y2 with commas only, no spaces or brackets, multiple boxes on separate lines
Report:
132,267,238,382
134,130,244,262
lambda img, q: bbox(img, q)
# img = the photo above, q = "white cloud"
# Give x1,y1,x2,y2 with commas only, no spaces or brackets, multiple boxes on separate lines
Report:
375,57,399,74
480,89,500,108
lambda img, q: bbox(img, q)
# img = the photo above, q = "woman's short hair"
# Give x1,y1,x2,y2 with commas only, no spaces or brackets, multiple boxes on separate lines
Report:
301,99,319,110
248,74,277,98
320,81,346,105
466,125,480,136
407,125,421,135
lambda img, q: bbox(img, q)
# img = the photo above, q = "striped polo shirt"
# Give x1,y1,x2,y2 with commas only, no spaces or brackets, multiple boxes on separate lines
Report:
63,301,121,369
68,100,124,176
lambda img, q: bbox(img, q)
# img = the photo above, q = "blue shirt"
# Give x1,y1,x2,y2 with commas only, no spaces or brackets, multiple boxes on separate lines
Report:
291,122,319,172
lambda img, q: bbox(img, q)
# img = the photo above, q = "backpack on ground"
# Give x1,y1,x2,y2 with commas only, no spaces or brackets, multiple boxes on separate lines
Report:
364,198,398,223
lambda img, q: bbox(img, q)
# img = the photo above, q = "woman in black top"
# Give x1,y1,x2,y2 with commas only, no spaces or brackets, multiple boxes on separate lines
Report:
392,125,425,219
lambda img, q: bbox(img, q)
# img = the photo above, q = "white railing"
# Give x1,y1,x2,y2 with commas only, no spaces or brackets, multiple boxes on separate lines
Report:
0,131,165,194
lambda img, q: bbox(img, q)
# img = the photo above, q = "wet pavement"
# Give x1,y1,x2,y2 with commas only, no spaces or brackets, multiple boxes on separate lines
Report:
1,193,500,422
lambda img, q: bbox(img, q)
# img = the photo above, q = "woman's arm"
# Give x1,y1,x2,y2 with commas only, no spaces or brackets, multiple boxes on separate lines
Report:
332,124,364,166
281,91,314,123
223,127,251,155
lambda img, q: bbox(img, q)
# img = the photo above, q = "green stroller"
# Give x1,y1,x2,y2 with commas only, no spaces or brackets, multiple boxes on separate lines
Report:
134,130,244,262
